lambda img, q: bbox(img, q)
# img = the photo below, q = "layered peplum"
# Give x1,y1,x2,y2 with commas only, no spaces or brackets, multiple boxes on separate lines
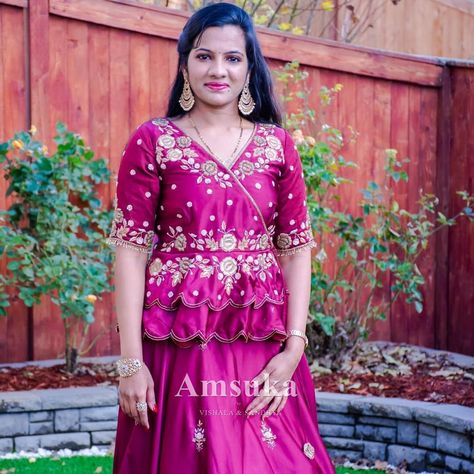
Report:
144,250,288,311
107,117,317,346
143,294,289,348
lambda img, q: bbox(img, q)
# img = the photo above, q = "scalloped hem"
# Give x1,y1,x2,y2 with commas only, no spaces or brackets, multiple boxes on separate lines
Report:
275,239,317,256
143,328,288,348
144,292,288,311
106,237,151,254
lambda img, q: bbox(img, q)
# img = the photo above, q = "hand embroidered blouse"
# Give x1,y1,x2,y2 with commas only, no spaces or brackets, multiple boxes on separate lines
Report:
107,117,316,345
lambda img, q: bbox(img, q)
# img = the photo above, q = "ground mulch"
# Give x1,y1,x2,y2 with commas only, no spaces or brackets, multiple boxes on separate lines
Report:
0,363,118,391
312,342,474,407
0,343,473,409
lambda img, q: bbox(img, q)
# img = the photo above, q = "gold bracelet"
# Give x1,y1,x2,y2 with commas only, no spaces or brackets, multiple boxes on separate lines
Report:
287,329,308,349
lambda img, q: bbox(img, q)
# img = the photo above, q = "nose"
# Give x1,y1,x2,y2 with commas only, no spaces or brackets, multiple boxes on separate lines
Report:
208,55,227,77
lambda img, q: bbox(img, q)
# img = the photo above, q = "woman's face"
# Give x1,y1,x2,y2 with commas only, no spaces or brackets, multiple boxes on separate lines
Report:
184,25,249,110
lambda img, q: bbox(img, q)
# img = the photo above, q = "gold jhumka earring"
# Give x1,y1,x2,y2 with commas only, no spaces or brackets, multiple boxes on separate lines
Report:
238,77,255,115
179,75,195,111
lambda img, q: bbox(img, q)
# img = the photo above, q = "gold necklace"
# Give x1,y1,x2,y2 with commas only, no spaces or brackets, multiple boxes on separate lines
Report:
188,114,244,168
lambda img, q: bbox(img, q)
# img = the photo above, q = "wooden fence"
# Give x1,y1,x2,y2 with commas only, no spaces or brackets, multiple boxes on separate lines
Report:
135,0,474,60
0,0,472,362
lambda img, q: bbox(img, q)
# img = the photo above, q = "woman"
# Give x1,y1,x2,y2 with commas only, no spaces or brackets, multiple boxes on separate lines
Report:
108,3,334,473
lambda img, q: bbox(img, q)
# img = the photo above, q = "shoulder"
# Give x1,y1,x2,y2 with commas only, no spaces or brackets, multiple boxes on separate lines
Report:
128,117,175,147
258,122,291,141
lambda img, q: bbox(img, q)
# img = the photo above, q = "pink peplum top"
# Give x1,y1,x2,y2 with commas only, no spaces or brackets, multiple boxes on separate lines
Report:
106,117,316,347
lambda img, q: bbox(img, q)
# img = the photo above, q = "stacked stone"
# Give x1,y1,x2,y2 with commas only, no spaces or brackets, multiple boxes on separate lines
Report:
0,387,117,453
316,393,474,473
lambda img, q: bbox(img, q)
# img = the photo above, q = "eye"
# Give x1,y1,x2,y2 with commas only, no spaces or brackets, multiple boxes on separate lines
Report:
196,54,210,60
227,56,241,63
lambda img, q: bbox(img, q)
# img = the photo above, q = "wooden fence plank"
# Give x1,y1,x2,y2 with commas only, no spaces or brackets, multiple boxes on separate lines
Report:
369,79,393,341
389,82,410,344
49,0,444,87
0,4,30,363
447,67,474,355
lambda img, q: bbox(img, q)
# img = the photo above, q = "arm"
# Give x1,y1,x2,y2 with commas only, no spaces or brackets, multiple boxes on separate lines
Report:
114,246,148,361
106,122,160,429
113,246,156,429
279,248,312,359
245,129,315,418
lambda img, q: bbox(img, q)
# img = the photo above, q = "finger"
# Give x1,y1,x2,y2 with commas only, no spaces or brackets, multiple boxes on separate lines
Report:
136,401,149,429
263,395,283,418
128,395,139,422
122,397,133,418
275,395,289,414
246,376,278,414
147,384,157,414
246,393,273,416
250,369,271,390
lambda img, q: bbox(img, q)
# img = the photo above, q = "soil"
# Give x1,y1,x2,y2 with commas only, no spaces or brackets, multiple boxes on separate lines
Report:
0,343,473,408
311,342,474,407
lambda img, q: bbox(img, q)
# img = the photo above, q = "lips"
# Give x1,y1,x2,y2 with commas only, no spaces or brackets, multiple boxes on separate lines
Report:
205,83,229,90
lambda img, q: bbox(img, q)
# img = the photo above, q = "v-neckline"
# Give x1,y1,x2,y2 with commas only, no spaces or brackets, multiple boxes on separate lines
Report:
166,117,259,171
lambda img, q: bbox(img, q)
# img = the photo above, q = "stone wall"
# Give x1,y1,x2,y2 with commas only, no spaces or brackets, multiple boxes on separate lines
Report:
0,387,118,454
1,388,473,473
316,393,474,473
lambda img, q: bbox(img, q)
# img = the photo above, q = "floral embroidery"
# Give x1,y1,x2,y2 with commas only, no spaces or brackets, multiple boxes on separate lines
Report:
107,202,154,251
274,209,315,255
234,124,284,181
261,419,277,449
159,221,271,253
180,156,233,188
193,419,206,452
147,251,278,295
303,442,315,459
153,119,234,188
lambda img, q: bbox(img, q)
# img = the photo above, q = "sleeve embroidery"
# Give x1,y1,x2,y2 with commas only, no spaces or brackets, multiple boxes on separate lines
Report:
273,129,316,256
106,124,160,253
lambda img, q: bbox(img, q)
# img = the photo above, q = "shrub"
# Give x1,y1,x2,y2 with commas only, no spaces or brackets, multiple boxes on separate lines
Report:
0,123,114,372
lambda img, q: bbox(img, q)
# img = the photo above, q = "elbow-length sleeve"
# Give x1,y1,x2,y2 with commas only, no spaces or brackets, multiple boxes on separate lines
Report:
106,124,159,254
272,129,316,256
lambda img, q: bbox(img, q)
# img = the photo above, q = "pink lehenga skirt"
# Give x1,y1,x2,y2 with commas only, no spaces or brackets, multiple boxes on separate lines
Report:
113,334,334,474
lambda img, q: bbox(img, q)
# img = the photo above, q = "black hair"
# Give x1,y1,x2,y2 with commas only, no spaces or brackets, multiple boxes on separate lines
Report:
165,2,282,125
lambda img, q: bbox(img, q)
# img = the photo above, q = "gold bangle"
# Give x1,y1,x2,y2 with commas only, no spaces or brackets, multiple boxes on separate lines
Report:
287,329,308,348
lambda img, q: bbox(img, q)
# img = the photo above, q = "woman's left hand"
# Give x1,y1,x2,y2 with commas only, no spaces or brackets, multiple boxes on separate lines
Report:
244,341,305,419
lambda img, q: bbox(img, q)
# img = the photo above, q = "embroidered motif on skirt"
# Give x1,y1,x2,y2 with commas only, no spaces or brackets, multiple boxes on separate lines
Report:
260,419,276,449
303,442,315,459
193,419,206,452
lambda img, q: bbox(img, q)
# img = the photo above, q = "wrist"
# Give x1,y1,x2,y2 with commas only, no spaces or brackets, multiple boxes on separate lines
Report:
284,336,306,356
116,357,143,378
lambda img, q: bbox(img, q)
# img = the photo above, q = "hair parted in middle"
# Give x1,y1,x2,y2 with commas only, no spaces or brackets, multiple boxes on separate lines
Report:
166,2,283,126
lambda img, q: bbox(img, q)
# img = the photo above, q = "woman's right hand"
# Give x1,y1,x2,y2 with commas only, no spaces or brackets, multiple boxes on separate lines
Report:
118,363,157,429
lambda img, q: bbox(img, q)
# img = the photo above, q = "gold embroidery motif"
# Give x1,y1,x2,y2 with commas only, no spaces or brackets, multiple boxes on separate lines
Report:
234,124,283,180
275,239,317,257
239,159,254,176
159,222,270,253
219,233,237,251
275,209,314,254
147,251,278,295
108,204,155,252
260,419,277,449
193,419,206,452
303,442,315,459
202,160,218,176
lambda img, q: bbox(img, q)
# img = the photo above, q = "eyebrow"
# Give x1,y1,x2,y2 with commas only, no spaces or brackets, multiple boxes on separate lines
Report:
193,47,244,55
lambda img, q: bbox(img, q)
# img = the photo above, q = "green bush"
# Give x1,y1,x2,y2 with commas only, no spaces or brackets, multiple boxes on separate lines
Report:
274,61,474,366
0,122,114,371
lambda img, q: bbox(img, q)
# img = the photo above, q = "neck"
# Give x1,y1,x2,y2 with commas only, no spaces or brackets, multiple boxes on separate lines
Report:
188,103,241,129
